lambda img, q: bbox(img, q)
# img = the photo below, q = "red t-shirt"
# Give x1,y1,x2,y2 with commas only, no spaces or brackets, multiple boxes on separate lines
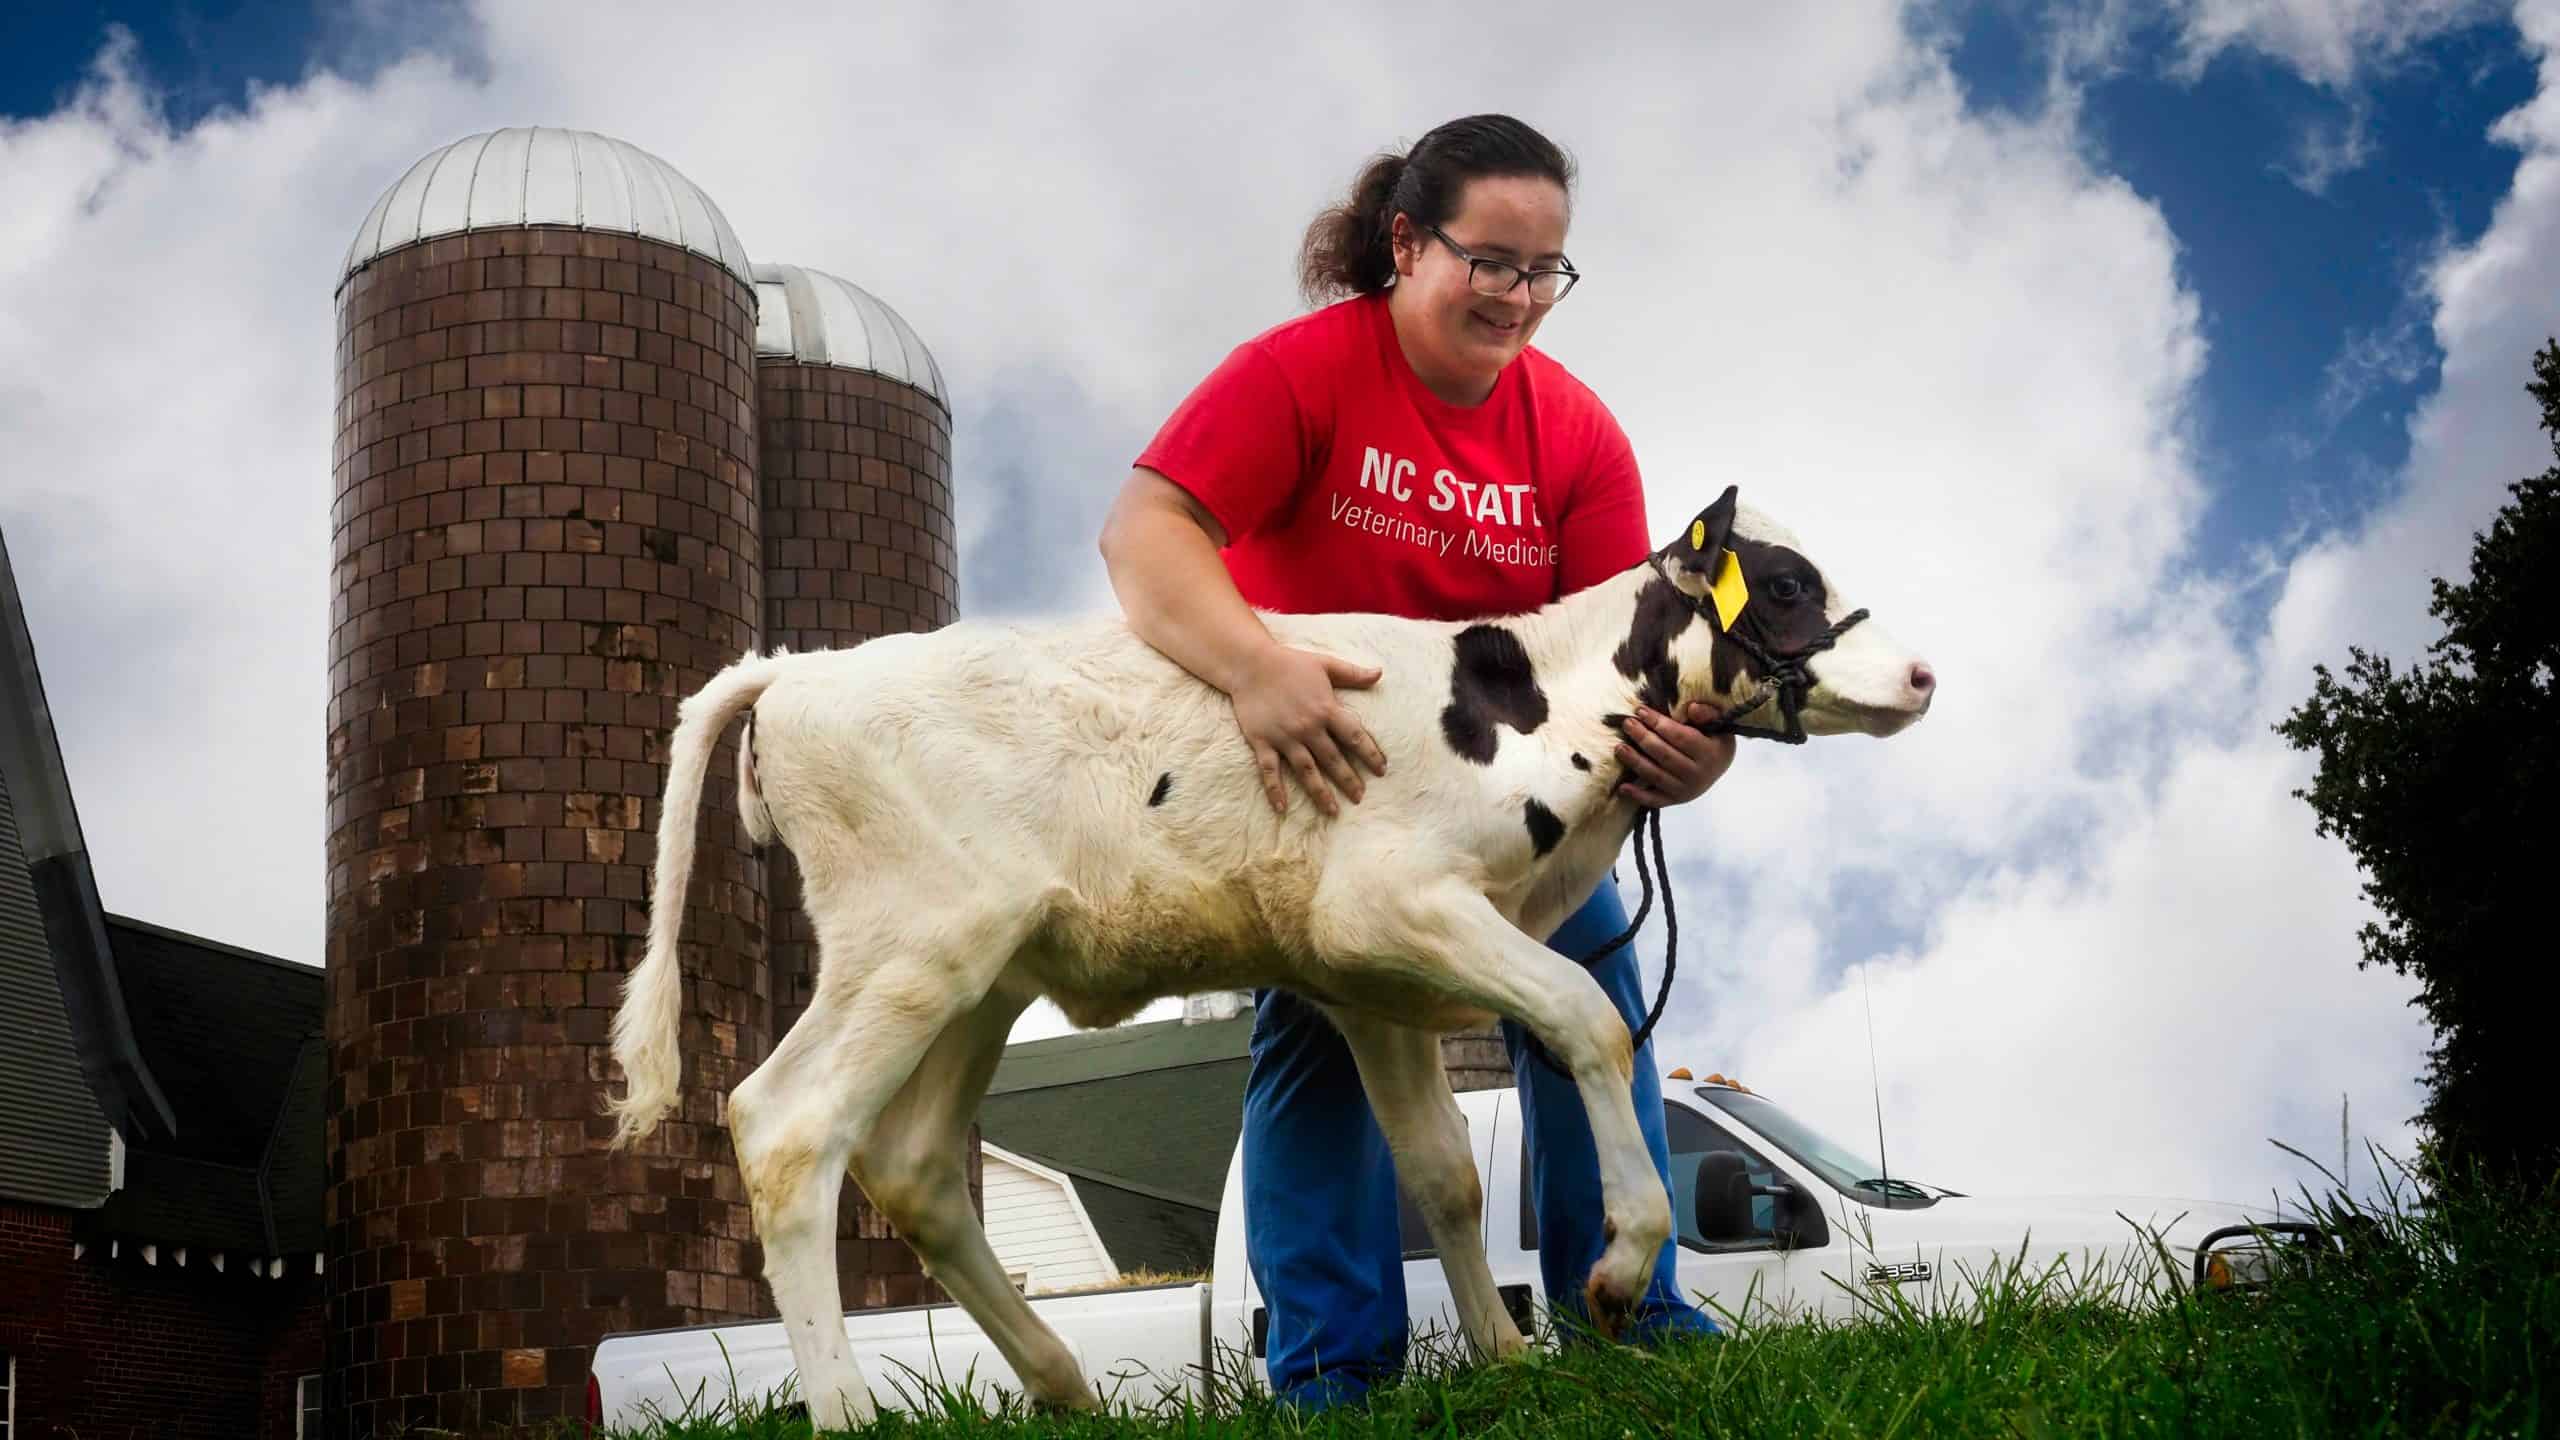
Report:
1136,293,1648,621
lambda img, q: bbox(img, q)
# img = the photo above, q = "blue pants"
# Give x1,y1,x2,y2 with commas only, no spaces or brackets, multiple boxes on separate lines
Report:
1240,880,1716,1410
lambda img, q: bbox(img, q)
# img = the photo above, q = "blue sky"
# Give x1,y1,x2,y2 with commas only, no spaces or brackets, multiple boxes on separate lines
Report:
4,1,475,135
5,1,2552,1201
7,2,318,120
1937,5,2537,573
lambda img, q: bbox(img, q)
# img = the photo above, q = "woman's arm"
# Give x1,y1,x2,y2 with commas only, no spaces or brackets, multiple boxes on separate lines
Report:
1099,467,1388,817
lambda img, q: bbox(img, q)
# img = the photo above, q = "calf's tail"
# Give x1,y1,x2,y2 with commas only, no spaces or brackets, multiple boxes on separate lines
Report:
608,651,789,1148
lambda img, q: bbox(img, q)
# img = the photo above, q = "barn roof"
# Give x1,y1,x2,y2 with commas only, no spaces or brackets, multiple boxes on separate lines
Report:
86,914,326,1258
979,1013,1253,1275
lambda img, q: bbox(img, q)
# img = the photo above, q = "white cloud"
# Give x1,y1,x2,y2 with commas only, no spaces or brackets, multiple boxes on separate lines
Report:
9,0,2545,1213
2166,0,2503,88
1712,732,2413,1204
2276,101,2376,192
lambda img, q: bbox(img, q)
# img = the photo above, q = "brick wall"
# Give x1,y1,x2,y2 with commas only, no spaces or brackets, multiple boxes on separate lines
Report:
1441,1026,1518,1092
0,1202,323,1440
756,358,963,1307
326,227,770,1436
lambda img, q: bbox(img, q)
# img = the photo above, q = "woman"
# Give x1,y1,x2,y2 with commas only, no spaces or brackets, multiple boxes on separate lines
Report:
1098,114,1733,1410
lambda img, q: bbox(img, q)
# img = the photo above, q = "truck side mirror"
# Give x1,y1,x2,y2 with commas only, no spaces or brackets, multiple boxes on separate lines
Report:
1693,1151,1755,1243
1751,1180,1830,1253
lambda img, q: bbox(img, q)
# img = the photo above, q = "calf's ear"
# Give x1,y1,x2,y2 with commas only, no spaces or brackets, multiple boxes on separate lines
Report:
1672,487,1740,575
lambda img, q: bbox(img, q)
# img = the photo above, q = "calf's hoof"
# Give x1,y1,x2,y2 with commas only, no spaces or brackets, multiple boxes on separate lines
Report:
806,1392,879,1434
1028,1377,1104,1415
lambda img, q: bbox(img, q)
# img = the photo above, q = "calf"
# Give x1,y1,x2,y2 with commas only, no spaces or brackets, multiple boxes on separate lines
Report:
609,485,1932,1426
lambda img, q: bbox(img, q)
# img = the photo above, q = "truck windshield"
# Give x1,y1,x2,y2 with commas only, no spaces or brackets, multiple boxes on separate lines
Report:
1696,1087,1943,1204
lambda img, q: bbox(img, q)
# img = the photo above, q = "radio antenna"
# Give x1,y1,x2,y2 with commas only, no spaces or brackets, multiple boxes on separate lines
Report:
1862,962,1890,1188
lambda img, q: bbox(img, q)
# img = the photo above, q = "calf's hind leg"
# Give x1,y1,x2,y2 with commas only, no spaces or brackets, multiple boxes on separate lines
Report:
852,981,1097,1412
727,882,1042,1431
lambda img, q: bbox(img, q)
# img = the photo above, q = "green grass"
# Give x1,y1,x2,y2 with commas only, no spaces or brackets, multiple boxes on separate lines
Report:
589,1160,2553,1440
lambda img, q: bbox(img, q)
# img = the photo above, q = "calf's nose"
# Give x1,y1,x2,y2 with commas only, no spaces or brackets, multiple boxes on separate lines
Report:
1909,662,1936,696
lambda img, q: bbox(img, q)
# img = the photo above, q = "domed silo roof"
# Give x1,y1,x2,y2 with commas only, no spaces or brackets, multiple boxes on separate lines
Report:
338,127,753,292
752,262,949,412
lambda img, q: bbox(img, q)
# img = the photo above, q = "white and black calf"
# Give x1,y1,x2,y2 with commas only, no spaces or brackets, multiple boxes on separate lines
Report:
608,485,1932,1426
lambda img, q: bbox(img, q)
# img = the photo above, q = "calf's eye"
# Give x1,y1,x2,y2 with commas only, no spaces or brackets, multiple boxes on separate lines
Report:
1770,576,1804,602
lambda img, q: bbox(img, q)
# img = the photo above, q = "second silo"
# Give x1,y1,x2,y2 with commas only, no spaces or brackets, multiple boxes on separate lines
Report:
750,263,958,1045
751,263,962,1310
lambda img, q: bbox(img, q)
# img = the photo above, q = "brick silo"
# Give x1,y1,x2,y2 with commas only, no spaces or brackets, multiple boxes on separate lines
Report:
749,263,958,1043
326,128,770,1436
750,263,962,1310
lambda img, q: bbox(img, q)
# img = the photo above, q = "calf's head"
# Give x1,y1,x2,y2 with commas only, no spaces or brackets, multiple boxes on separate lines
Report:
1625,485,1934,739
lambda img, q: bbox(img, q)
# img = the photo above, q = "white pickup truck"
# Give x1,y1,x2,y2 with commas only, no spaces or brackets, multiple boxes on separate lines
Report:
590,1075,2302,1426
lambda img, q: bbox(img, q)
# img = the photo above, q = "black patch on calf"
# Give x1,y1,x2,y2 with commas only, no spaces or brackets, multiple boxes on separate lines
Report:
1148,772,1172,808
1571,752,1591,771
1725,538,1835,660
1440,624,1548,765
1523,798,1566,857
1611,579,1694,716
1710,636,1746,694
1617,526,1839,709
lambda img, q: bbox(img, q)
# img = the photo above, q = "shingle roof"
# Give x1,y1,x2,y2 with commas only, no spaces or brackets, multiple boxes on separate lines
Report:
85,916,324,1255
1073,1177,1218,1276
107,916,323,1165
978,1014,1252,1275
986,1015,1255,1098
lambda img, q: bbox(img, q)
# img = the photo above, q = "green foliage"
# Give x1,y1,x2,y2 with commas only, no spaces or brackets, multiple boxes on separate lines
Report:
2274,338,2560,1191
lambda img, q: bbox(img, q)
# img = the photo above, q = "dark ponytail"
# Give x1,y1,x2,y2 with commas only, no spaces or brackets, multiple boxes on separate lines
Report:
1298,114,1576,306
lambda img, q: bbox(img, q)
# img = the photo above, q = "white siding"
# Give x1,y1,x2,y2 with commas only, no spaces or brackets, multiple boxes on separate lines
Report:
979,1148,1113,1293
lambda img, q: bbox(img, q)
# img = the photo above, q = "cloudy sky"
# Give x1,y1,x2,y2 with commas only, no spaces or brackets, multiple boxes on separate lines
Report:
4,0,2552,1212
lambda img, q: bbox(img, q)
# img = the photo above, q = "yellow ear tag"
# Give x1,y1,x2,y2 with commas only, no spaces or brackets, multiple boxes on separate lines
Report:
1689,519,1706,550
1708,548,1749,631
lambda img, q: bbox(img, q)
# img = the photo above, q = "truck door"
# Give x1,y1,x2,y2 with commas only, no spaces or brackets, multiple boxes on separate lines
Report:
1659,1101,1809,1328
1500,1098,1812,1334
1393,1097,1536,1351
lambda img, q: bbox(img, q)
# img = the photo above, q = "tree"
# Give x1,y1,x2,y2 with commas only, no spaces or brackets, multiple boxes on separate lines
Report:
2276,340,2560,1191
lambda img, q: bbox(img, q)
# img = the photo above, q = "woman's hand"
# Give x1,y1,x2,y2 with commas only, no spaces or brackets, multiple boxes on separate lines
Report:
1230,642,1390,818
1101,469,1389,819
1615,702,1739,808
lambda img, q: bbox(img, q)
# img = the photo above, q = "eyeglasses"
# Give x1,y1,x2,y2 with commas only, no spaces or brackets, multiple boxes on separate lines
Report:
1423,223,1581,304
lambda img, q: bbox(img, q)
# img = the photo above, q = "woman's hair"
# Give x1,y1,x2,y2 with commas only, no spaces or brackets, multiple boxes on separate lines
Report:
1298,113,1576,306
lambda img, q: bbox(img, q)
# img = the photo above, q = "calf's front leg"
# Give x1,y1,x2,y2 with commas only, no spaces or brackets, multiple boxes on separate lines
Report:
1316,880,1672,1335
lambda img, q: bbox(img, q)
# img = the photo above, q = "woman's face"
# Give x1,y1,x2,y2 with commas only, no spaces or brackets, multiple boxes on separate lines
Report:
1389,173,1572,402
